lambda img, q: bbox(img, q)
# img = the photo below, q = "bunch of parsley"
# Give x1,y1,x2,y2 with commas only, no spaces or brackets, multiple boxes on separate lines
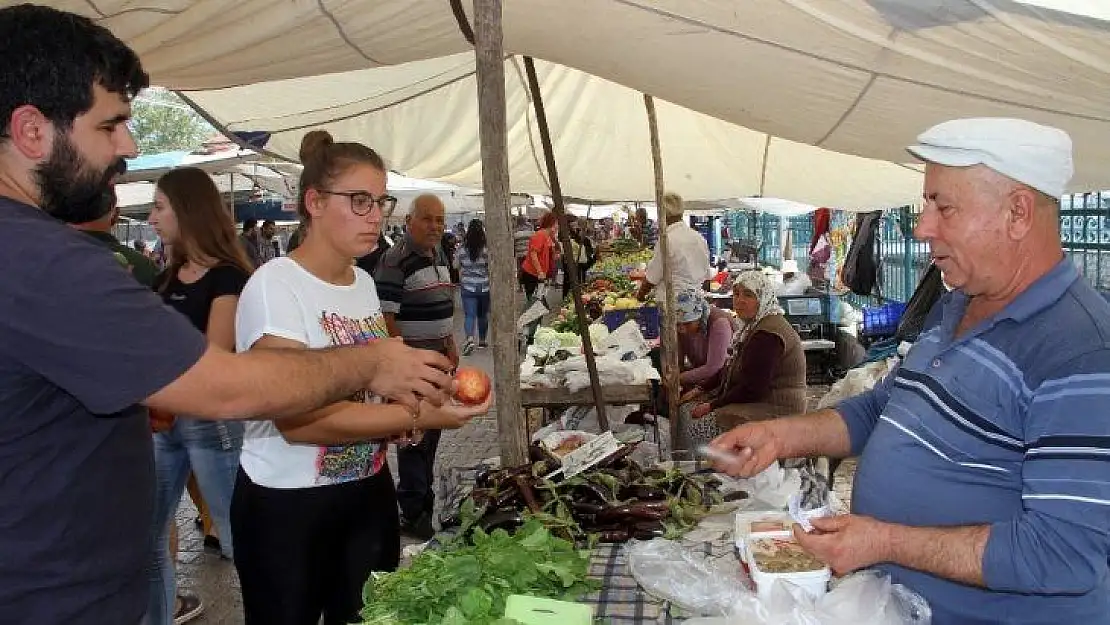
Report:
361,520,598,625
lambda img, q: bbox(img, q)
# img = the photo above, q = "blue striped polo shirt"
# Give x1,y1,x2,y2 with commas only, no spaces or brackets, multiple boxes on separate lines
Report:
839,259,1110,625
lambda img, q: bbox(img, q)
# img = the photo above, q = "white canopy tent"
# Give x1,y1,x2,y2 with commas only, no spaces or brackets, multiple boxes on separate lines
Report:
28,0,1110,210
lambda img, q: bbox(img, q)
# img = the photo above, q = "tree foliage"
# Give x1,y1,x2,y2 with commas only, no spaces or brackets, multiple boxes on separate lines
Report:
130,89,214,155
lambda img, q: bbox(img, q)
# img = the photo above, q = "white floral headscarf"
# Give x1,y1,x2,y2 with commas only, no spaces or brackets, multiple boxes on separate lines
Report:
732,270,784,343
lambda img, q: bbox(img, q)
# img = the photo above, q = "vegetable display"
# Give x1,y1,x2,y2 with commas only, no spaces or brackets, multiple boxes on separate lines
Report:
443,443,740,544
361,520,597,625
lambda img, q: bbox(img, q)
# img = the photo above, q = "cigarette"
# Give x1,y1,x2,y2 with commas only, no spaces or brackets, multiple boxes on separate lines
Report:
696,444,750,464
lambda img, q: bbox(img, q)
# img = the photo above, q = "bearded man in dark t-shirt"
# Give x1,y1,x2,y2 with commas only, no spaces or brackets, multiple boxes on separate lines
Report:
0,8,457,624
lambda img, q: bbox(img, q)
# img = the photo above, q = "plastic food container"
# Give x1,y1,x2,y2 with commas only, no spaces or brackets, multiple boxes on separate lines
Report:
743,536,831,601
734,510,795,559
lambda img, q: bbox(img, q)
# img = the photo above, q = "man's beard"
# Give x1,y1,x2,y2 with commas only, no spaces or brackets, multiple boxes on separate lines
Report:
34,133,126,224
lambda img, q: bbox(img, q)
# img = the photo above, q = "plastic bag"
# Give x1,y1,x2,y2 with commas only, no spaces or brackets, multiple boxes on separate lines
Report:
626,539,754,617
684,570,931,625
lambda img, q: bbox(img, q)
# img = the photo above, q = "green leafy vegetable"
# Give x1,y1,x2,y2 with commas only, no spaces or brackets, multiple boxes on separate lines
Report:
361,520,598,625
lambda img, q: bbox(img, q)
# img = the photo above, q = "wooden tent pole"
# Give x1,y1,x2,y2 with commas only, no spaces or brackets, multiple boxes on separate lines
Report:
474,0,527,465
522,56,609,430
643,94,682,458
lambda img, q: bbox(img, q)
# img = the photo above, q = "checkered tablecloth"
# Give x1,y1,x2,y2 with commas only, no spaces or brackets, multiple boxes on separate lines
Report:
582,540,737,624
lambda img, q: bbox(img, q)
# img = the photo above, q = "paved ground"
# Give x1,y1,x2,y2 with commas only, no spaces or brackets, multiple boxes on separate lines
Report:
175,304,856,623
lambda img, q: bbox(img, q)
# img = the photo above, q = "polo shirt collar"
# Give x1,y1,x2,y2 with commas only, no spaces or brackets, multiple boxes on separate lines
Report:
940,258,1079,338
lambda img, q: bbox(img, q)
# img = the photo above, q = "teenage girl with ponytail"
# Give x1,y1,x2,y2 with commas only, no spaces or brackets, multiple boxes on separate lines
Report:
232,130,490,625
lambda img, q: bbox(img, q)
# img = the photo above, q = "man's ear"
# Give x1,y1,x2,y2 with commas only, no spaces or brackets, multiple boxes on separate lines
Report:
8,105,53,161
1007,186,1037,241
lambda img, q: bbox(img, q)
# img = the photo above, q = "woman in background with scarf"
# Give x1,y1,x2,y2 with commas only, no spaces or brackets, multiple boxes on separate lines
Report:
681,271,806,449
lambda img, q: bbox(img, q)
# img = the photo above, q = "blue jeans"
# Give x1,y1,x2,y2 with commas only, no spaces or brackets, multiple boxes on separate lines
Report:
147,418,243,625
461,288,490,341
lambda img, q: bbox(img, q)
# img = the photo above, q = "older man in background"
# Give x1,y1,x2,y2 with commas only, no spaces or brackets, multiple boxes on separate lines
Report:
712,118,1110,624
375,193,458,540
635,191,713,301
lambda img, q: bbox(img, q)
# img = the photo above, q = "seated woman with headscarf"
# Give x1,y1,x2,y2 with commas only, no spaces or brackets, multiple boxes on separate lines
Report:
680,271,807,449
675,289,734,393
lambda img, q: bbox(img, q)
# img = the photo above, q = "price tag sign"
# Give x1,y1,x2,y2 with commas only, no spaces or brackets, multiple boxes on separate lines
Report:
559,431,623,479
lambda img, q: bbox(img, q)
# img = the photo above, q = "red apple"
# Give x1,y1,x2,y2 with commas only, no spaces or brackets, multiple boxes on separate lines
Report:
454,367,491,406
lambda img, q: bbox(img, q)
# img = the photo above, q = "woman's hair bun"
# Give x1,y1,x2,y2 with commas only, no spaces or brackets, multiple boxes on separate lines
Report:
299,129,334,164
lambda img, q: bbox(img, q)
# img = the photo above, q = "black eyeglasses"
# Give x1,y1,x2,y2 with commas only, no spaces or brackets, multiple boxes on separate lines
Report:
319,190,397,217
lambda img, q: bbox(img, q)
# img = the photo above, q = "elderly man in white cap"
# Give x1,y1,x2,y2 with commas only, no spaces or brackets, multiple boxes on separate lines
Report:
635,191,713,301
711,118,1110,624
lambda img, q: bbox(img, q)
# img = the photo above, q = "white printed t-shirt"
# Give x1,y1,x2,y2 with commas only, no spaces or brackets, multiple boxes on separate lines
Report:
235,257,389,489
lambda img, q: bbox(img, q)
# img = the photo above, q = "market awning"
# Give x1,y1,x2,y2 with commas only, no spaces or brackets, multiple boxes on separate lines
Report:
38,0,1110,206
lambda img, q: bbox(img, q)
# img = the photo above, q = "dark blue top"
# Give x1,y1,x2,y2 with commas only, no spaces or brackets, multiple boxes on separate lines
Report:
0,199,206,624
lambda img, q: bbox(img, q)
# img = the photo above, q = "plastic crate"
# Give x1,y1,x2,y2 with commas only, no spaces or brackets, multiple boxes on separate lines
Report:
601,305,660,339
861,302,907,337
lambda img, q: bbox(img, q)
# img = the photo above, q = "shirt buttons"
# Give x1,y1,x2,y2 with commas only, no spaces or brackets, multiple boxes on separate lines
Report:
932,359,941,368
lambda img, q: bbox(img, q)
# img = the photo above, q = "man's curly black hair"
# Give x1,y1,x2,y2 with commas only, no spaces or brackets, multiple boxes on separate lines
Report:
0,3,149,138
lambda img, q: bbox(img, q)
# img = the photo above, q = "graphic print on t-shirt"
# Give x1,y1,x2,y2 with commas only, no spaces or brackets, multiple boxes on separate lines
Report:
314,310,390,485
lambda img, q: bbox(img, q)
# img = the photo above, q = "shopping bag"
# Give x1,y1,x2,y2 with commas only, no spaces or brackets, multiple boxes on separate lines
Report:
518,283,550,329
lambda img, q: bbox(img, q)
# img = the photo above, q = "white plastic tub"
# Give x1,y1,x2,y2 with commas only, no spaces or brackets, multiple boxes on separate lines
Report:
734,510,795,559
743,536,831,602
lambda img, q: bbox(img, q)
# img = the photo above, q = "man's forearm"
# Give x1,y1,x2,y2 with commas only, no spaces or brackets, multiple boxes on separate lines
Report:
635,279,654,301
773,409,853,459
202,345,383,420
884,522,990,587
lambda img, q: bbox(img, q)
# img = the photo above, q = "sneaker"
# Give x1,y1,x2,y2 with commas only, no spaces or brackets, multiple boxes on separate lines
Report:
173,592,204,625
462,338,475,356
400,511,436,542
478,341,488,349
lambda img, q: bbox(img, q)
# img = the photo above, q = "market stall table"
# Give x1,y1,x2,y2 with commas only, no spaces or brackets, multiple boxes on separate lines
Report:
520,384,652,409
584,539,736,623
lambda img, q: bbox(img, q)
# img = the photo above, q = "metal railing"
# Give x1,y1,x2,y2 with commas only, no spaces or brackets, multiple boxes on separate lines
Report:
725,191,1110,309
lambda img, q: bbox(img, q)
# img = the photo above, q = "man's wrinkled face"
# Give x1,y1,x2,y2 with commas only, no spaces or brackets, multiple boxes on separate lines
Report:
913,164,1012,297
36,85,136,223
407,199,446,250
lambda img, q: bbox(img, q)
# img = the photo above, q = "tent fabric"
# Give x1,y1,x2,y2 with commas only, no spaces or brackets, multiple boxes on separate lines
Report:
35,0,1110,206
181,56,927,209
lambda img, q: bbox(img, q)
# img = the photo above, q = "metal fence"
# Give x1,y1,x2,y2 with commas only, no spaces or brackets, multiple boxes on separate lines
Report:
724,207,930,308
725,191,1110,309
1061,191,1110,291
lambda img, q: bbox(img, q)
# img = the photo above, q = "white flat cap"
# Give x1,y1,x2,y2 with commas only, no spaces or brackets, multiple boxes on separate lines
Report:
907,118,1074,198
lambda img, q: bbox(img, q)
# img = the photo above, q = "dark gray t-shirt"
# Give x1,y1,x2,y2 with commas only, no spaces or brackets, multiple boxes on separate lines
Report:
0,199,207,624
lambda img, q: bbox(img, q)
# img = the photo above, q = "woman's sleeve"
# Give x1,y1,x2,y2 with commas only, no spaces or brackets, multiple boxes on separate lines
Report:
679,317,733,386
710,331,785,408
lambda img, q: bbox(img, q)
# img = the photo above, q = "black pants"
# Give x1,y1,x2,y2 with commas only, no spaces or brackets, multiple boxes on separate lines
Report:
231,467,400,625
520,270,541,300
396,427,442,522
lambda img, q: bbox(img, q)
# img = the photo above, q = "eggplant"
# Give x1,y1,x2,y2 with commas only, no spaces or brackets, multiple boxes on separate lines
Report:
479,509,524,533
619,484,667,501
596,443,638,469
512,475,543,513
492,486,521,508
596,503,668,523
570,482,612,505
596,528,631,543
631,520,666,540
468,488,496,507
571,501,606,515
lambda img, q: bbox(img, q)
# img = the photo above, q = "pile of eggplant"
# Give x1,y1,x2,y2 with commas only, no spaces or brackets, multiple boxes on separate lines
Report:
444,442,746,544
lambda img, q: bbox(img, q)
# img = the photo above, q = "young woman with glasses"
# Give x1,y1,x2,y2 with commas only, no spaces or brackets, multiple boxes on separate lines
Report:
232,130,490,625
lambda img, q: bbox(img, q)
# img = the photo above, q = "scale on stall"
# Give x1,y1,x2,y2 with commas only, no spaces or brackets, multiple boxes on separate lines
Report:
779,294,836,383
